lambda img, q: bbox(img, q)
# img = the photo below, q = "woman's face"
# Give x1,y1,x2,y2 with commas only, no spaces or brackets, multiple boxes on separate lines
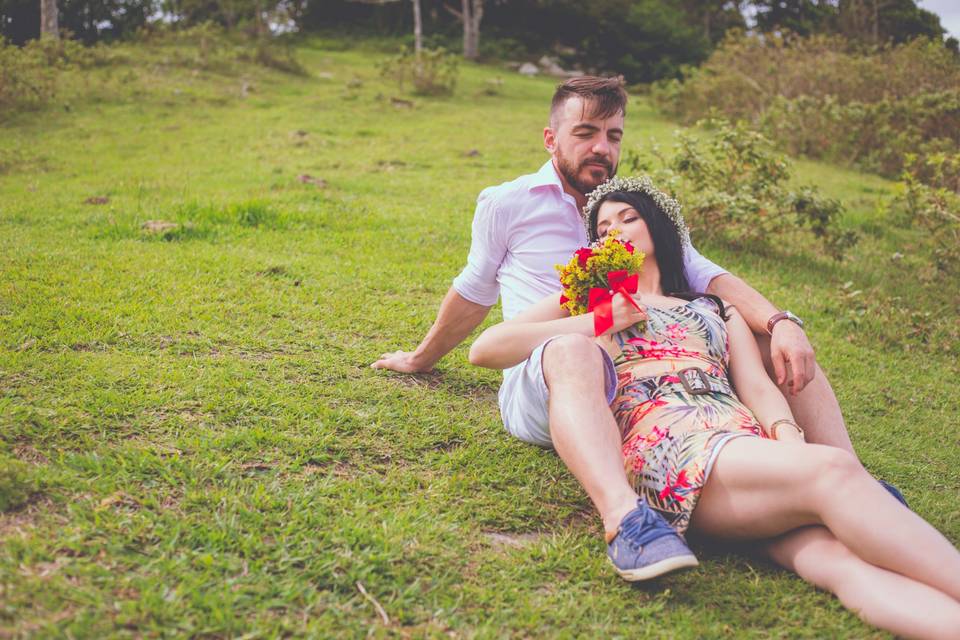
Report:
595,200,655,257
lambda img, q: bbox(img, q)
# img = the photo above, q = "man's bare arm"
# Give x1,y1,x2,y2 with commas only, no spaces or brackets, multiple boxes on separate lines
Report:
370,287,492,373
707,273,816,396
706,273,779,334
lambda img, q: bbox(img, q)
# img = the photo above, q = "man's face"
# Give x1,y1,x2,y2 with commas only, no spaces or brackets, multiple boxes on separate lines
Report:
544,96,624,198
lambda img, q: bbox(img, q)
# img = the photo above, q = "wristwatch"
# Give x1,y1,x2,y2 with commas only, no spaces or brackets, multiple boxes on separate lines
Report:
767,310,804,335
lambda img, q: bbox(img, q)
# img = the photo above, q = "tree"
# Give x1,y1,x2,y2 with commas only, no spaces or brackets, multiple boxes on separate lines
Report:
753,0,837,37
570,0,710,82
40,0,57,37
751,0,947,46
412,0,422,52
347,0,422,52
680,0,747,45
445,0,483,60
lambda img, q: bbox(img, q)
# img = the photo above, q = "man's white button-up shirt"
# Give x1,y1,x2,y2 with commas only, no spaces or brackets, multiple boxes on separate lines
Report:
453,160,727,321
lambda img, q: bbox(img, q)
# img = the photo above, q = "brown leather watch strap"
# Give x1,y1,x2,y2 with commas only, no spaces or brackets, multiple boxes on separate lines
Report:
767,311,790,335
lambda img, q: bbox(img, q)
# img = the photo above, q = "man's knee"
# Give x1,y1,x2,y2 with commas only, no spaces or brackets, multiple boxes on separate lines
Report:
542,334,605,388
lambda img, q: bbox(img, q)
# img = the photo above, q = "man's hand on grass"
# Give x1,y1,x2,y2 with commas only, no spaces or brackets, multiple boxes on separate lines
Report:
770,321,816,396
370,350,432,373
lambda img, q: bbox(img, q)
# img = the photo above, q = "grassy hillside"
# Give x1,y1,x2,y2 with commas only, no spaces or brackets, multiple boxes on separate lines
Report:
1,35,957,637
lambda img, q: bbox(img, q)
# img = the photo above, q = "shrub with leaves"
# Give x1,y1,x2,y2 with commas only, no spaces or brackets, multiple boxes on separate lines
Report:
0,33,118,114
0,37,62,112
652,32,960,183
890,153,960,274
623,119,857,258
380,47,459,96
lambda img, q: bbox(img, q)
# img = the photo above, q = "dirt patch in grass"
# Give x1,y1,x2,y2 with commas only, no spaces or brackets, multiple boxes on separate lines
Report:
12,444,49,465
483,531,544,550
1,607,77,639
18,555,71,580
382,372,445,391
0,495,54,540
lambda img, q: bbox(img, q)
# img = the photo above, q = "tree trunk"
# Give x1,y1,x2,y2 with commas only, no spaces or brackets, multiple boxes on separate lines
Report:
461,0,482,60
40,0,58,39
255,0,266,38
412,0,422,53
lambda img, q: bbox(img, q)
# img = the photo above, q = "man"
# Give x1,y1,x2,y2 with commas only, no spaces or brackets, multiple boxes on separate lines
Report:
373,76,870,580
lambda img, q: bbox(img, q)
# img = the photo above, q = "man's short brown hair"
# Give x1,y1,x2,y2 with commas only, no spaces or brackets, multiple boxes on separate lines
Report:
549,75,628,127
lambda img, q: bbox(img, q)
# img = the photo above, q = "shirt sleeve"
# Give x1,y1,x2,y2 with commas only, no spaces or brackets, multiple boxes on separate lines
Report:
452,191,507,306
682,242,728,293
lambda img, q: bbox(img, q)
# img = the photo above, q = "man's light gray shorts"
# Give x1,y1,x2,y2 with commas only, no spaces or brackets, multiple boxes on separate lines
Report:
498,336,619,448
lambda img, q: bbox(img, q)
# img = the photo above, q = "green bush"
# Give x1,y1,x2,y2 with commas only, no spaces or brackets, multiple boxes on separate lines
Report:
127,22,306,76
1,26,307,118
248,39,308,76
889,153,960,274
0,37,61,112
1,34,119,114
652,32,960,182
759,89,960,178
380,47,459,96
623,119,857,258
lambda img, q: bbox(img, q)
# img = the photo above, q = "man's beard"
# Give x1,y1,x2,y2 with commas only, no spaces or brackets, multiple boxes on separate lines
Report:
556,150,616,197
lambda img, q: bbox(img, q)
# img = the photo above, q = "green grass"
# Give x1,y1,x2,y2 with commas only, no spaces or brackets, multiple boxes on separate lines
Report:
1,35,957,638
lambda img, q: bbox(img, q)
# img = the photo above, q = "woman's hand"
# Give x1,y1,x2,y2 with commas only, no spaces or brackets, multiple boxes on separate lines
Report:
608,292,648,334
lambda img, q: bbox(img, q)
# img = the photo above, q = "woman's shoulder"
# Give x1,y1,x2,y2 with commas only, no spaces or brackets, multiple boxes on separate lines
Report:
685,294,733,321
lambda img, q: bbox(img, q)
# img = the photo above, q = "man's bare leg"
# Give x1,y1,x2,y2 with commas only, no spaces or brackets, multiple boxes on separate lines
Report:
755,333,856,454
541,334,638,535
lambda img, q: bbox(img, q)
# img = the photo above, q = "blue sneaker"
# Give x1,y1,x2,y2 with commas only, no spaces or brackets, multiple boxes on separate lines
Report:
879,479,909,508
606,499,699,581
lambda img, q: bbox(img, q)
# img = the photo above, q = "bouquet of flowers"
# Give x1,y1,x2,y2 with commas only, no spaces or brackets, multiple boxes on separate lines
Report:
556,230,647,336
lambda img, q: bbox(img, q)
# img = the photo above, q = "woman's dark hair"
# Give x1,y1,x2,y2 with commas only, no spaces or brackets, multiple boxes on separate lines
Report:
589,190,728,319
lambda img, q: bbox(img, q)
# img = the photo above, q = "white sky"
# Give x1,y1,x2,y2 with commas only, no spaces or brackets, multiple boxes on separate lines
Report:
919,0,960,40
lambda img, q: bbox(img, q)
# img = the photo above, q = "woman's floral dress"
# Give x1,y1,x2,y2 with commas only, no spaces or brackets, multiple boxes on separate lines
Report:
605,296,767,535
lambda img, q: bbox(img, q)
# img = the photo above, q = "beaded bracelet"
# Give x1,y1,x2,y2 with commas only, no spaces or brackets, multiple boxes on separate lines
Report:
769,418,805,441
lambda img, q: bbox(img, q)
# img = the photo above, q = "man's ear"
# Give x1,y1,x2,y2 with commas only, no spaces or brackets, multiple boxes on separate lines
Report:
543,126,557,153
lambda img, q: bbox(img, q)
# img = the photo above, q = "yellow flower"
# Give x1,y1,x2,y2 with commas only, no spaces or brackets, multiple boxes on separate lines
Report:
555,230,645,317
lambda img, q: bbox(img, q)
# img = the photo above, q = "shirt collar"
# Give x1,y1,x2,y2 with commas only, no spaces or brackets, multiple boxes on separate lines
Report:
528,159,564,193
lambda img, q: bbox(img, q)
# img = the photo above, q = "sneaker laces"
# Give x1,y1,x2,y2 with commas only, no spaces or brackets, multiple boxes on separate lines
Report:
617,499,675,549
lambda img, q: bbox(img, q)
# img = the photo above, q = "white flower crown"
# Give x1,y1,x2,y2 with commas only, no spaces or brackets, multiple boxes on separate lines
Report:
582,175,690,248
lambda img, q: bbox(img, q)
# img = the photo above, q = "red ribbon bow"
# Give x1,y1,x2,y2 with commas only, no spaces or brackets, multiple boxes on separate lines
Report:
587,270,643,336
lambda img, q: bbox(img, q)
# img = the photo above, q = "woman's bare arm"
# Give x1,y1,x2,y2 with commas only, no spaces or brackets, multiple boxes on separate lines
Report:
725,305,803,441
469,292,645,370
469,294,589,369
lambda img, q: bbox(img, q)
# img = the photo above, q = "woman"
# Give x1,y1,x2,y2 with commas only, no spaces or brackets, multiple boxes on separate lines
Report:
468,177,960,639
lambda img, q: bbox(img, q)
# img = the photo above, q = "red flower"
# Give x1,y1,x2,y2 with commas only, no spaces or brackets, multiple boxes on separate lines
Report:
623,240,635,254
559,294,569,305
575,247,593,267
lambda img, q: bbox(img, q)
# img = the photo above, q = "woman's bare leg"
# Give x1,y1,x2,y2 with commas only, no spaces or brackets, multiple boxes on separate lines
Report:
767,526,960,640
690,437,960,600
